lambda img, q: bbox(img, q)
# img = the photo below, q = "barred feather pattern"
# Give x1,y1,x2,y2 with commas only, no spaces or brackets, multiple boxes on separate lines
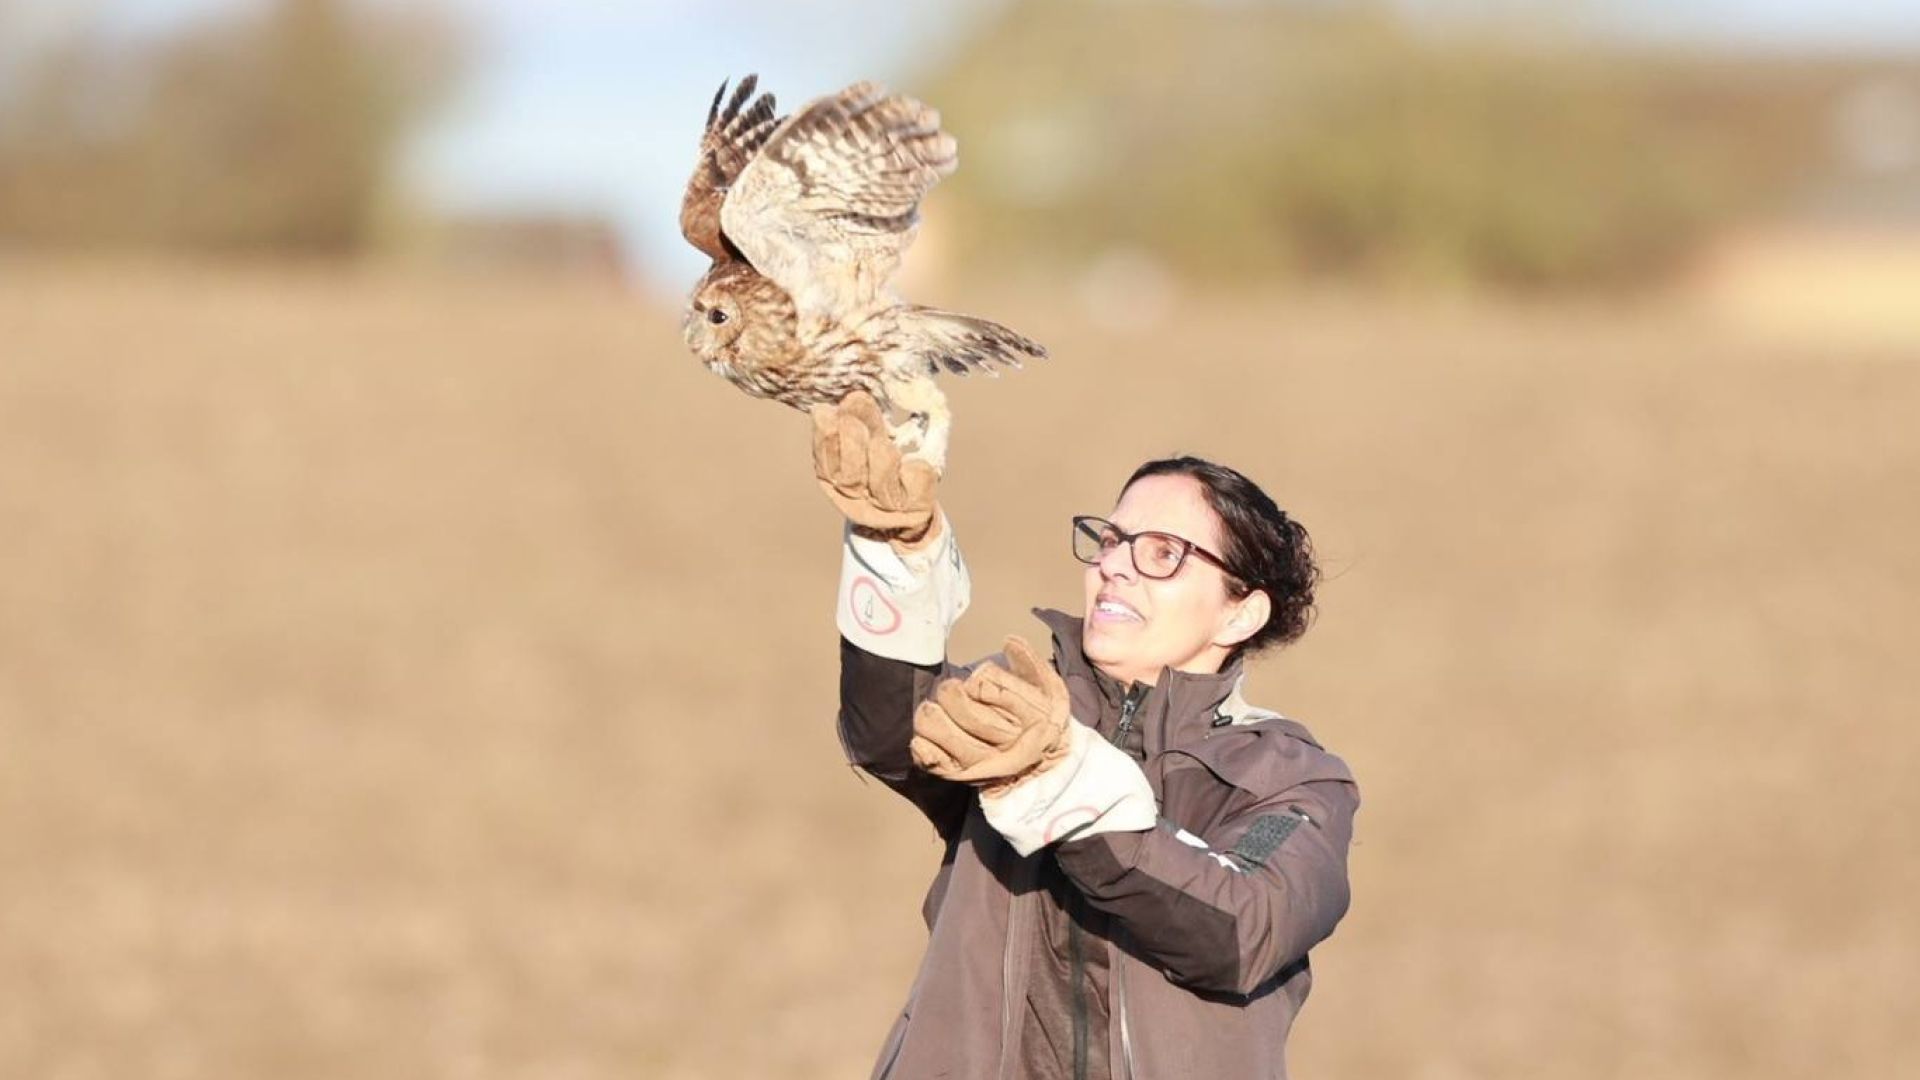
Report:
895,307,1048,378
678,76,782,261
720,81,957,316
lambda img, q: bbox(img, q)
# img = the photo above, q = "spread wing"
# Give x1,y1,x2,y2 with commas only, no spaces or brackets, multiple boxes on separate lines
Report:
720,81,957,316
679,75,782,262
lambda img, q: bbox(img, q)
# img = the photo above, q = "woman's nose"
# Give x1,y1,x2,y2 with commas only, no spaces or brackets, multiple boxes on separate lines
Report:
1098,541,1137,581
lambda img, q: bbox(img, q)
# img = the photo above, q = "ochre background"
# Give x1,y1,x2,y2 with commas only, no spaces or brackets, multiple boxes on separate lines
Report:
4,265,1914,1077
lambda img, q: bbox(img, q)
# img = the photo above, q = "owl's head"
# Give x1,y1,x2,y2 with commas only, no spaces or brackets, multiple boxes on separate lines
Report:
683,265,752,364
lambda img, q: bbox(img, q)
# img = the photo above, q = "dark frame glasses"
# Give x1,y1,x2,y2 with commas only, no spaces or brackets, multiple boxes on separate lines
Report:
1071,515,1239,582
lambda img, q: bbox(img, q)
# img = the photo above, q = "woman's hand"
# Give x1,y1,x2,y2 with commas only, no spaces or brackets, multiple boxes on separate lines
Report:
810,391,940,550
910,635,1072,794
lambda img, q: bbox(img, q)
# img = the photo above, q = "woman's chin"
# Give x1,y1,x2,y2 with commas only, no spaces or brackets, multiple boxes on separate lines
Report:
1083,620,1145,667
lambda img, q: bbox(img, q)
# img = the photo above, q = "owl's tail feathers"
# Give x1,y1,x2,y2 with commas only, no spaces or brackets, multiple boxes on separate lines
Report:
900,306,1049,378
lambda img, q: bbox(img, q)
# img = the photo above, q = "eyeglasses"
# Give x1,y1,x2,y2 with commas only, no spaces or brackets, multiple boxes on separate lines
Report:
1071,516,1239,582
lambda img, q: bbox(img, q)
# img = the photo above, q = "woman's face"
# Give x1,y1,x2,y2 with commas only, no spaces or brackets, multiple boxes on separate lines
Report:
1081,474,1265,687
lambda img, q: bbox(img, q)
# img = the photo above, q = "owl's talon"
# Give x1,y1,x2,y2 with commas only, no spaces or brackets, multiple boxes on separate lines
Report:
900,412,948,474
877,382,950,473
887,416,923,453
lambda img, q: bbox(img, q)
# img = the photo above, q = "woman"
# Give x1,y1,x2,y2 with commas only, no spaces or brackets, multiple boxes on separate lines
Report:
814,392,1359,1080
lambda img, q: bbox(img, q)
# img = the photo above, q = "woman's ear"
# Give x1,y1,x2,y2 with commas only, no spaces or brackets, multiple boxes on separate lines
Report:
1214,589,1271,649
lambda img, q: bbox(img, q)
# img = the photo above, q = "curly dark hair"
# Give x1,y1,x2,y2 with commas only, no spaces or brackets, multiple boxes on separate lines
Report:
1123,456,1319,659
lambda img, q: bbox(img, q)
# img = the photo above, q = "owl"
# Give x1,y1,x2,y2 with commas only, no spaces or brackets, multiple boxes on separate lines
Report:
678,75,1045,471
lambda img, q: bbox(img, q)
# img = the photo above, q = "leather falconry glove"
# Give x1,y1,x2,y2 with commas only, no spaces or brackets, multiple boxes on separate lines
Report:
911,635,1072,795
810,390,940,550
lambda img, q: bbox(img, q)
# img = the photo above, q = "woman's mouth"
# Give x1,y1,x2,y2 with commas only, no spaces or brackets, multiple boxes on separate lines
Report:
1092,597,1143,624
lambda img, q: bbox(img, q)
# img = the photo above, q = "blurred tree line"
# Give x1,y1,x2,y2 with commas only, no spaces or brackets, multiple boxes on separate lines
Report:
926,0,1885,290
0,0,460,256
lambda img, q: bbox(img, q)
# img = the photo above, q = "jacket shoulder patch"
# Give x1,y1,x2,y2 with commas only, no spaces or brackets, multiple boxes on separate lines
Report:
1228,812,1305,868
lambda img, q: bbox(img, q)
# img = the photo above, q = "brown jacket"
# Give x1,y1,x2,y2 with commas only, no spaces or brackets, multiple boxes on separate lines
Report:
839,608,1360,1079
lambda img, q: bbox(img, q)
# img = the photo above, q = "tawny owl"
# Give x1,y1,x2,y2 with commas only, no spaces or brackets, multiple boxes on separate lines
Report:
678,75,1045,471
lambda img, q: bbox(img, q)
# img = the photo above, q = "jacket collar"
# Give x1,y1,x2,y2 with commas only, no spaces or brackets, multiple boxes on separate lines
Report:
1032,607,1263,755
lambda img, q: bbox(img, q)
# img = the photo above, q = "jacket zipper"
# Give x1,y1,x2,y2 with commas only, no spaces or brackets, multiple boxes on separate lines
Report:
997,883,1026,1080
1069,911,1089,1080
1103,684,1147,1079
1111,684,1147,750
1114,930,1137,1080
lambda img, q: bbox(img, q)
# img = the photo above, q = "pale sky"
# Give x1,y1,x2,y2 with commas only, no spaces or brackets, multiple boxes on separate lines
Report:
6,0,1918,284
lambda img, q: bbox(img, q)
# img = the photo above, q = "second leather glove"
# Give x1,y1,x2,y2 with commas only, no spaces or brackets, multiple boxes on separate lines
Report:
910,635,1072,794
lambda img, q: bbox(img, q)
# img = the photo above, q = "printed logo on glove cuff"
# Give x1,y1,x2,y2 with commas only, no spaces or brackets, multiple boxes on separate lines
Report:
849,575,902,636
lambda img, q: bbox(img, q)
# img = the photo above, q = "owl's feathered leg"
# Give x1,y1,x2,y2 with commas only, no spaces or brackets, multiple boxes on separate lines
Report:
879,377,951,475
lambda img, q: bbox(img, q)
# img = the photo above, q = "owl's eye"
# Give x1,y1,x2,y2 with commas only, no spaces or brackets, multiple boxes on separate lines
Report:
707,308,730,326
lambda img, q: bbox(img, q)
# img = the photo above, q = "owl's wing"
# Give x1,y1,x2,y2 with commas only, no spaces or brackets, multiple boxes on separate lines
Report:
720,81,957,317
679,76,782,262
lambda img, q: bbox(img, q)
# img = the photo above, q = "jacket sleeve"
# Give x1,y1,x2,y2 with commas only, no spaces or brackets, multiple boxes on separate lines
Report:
837,638,973,841
831,513,974,842
1051,759,1359,998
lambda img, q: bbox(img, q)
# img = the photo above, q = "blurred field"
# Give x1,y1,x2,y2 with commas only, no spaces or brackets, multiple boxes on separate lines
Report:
3,264,1917,1079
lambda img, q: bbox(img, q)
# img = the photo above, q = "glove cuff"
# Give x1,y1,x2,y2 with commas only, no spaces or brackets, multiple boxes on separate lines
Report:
836,510,969,665
978,720,1157,856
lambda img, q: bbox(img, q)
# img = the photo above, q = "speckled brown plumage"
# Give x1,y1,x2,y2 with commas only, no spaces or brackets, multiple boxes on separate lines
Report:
677,76,1045,471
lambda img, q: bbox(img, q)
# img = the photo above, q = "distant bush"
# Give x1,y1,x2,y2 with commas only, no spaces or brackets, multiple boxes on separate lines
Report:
924,0,1845,290
0,0,461,255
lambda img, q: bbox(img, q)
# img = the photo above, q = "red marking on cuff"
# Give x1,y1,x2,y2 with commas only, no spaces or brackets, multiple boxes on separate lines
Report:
1043,805,1104,845
849,575,902,636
